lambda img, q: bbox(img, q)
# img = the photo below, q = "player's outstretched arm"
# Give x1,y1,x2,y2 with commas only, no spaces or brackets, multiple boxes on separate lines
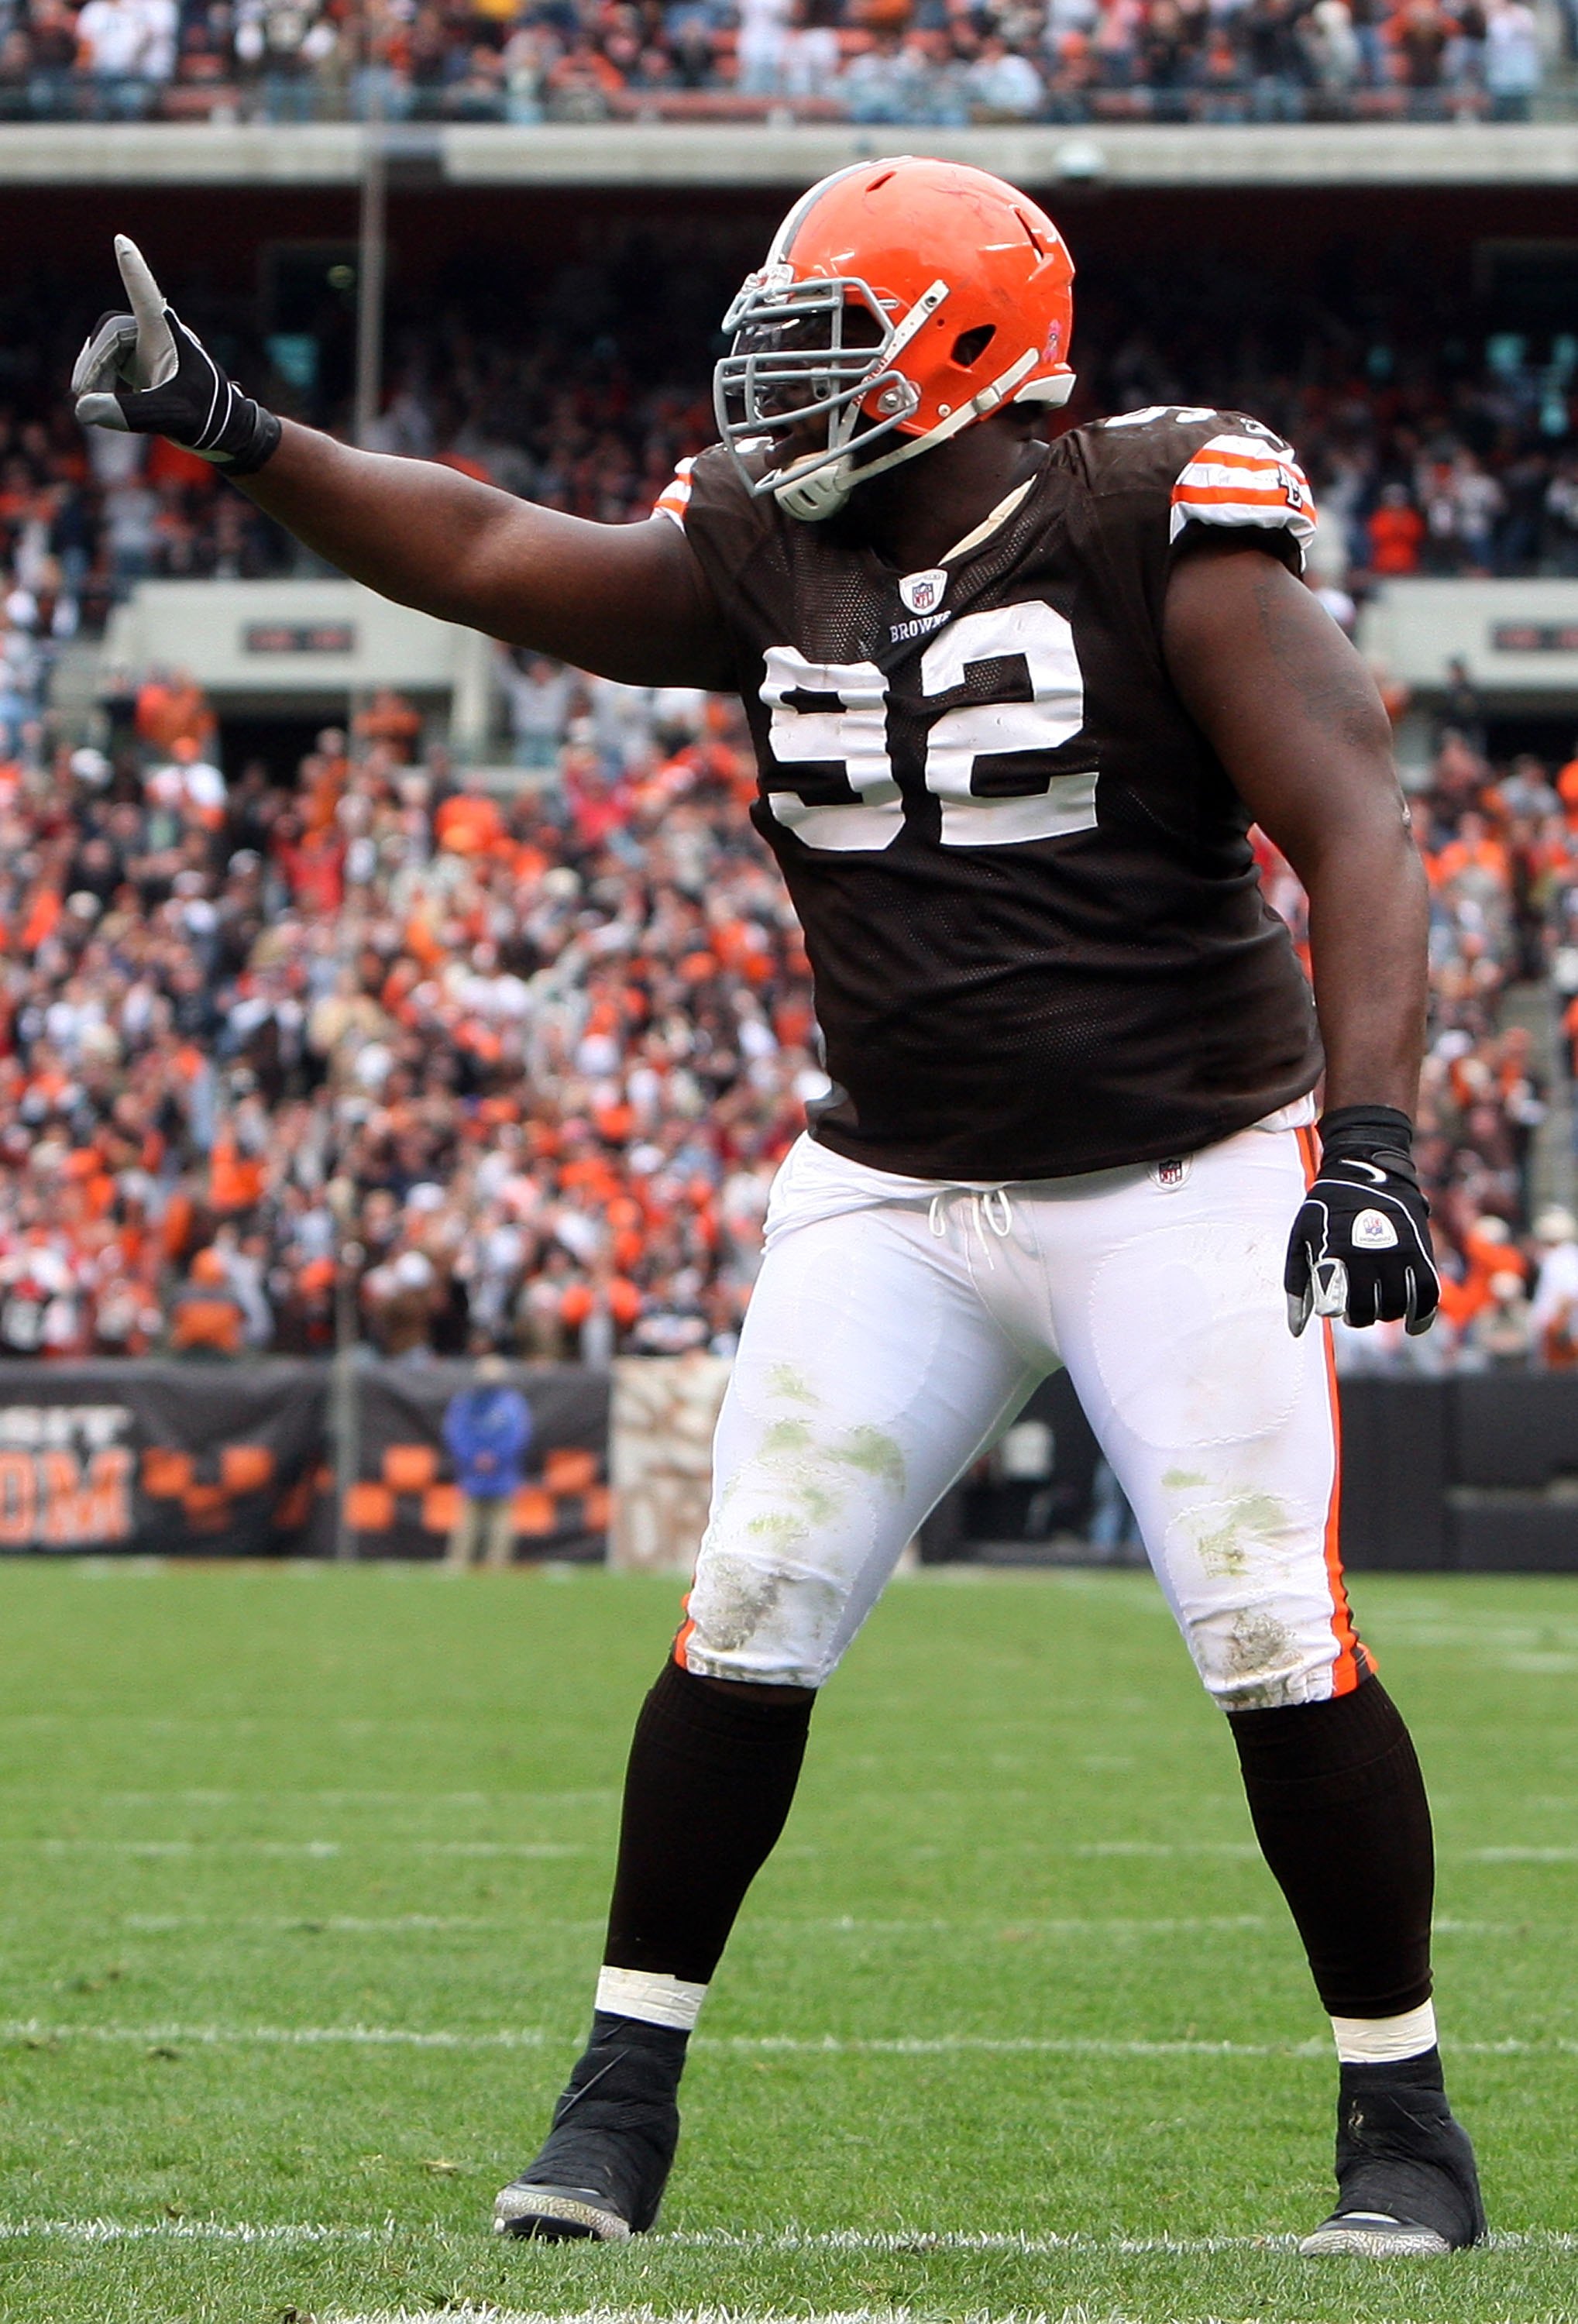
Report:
237,422,729,686
1164,536,1438,1335
72,238,730,689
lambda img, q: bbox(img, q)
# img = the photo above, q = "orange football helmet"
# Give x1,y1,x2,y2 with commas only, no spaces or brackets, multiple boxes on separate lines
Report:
714,154,1076,522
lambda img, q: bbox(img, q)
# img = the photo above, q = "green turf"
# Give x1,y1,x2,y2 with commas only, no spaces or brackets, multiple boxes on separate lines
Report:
0,1559,1575,2324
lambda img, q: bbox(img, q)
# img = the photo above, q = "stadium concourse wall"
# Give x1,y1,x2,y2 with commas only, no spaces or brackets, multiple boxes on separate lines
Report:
0,1360,1575,1572
3,121,1578,189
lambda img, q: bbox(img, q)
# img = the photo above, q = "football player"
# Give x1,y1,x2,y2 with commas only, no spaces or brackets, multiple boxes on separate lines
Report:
74,158,1482,2257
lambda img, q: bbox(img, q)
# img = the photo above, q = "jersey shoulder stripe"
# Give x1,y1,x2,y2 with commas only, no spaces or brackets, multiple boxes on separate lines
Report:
1169,431,1315,564
654,456,698,530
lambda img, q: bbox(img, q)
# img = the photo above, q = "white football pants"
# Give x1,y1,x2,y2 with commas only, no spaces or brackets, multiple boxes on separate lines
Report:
677,1105,1363,1710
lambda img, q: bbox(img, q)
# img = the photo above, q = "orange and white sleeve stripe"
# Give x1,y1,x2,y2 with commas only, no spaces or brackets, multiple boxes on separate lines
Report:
654,456,697,532
1168,433,1317,567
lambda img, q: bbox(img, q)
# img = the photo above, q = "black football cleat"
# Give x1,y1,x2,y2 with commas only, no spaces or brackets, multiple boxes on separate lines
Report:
1300,2054,1487,2257
493,2014,686,2243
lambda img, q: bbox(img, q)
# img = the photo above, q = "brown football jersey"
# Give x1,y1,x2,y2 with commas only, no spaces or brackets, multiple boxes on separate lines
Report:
658,406,1325,1181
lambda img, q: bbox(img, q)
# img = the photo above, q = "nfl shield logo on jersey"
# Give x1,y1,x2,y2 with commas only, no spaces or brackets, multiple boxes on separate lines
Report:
899,568,947,616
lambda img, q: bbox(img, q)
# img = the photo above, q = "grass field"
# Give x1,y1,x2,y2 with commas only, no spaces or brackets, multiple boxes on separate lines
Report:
0,1559,1576,2324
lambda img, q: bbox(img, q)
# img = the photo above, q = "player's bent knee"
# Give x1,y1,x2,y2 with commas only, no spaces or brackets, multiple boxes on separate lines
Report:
1182,1599,1344,1712
680,1542,851,1690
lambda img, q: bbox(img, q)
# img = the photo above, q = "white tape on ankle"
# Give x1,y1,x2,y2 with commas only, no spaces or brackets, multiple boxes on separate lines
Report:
1329,2000,1438,2063
596,1966,708,2030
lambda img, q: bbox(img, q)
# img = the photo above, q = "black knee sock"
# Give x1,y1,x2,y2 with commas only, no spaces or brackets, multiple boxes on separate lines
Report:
603,1659,815,1986
1228,1677,1433,2020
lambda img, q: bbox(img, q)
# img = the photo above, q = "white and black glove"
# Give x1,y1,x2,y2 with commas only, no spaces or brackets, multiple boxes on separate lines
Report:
72,235,281,477
1284,1104,1440,1338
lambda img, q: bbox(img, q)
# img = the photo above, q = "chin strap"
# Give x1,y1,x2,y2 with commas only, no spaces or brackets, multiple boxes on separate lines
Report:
772,351,1068,521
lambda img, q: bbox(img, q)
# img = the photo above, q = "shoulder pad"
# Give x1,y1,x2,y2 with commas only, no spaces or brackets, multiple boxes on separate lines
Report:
1073,406,1314,568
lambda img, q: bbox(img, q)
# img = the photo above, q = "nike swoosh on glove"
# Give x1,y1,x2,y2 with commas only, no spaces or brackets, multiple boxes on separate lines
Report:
1285,1104,1440,1339
72,235,281,477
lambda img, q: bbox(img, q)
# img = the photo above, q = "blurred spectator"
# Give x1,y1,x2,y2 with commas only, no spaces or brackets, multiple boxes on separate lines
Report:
136,666,217,757
167,1244,246,1356
966,32,1045,113
1368,483,1425,576
76,0,164,115
500,651,576,770
365,1247,443,1358
1483,0,1540,115
442,1353,532,1566
1528,1204,1578,1358
1465,1267,1534,1365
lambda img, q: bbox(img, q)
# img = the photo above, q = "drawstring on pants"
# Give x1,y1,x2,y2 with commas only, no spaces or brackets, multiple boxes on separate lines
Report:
927,1185,1015,1268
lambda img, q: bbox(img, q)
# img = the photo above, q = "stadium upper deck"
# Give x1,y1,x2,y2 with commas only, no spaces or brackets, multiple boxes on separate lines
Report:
0,0,1568,150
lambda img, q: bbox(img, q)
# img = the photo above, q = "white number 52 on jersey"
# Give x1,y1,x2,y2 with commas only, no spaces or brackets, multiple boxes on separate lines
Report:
760,600,1095,852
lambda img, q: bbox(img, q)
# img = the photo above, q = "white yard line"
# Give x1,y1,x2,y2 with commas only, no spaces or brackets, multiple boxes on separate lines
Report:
663,2226,1578,2253
101,1910,1554,1939
3,1834,1569,1864
1462,1846,1578,1862
0,2219,395,2244
0,2021,553,2051
1073,1841,1578,1861
323,2312,1123,2324
2,2218,1574,2261
324,2312,1250,2324
0,1840,591,1857
5,2020,1577,2059
324,2312,1064,2324
1069,1844,1260,1858
102,1790,617,1807
109,1914,1284,1938
710,1916,1290,1937
121,1913,535,1933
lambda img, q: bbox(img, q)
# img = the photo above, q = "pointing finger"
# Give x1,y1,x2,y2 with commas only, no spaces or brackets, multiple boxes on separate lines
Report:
114,235,167,332
113,235,177,390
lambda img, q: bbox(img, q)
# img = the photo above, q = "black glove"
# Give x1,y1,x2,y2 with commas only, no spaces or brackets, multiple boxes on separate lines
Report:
1284,1104,1439,1338
72,235,280,477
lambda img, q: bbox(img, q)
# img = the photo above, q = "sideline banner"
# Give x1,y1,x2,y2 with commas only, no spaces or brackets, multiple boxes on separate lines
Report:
0,1359,610,1559
0,1361,325,1556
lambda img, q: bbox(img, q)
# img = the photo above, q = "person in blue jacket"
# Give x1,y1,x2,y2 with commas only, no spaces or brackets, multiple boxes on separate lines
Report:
442,1356,533,1568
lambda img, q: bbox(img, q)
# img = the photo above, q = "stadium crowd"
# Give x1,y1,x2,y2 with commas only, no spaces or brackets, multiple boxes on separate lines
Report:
0,677,817,1365
2,645,1578,1371
4,248,1578,1370
0,0,1554,125
6,244,1578,670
